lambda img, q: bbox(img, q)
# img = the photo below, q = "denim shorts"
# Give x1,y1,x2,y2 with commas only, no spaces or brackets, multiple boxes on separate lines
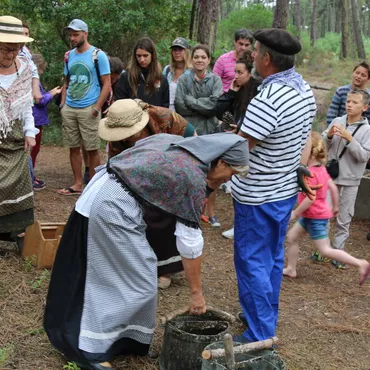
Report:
298,217,329,240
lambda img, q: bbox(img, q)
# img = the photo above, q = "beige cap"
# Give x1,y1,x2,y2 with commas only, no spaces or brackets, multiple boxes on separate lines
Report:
99,99,150,142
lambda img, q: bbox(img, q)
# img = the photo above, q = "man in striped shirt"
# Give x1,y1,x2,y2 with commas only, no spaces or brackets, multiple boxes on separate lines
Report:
232,28,317,343
326,62,370,126
213,29,253,92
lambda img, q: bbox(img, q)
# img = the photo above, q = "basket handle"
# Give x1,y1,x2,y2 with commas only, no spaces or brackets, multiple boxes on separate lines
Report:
160,305,236,326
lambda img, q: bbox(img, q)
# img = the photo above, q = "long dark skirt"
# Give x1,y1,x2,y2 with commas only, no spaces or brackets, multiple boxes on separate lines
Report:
0,208,34,240
144,207,184,276
44,210,150,364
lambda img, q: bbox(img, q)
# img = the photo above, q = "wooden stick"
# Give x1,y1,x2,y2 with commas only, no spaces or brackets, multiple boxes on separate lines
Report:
202,336,278,360
223,333,235,369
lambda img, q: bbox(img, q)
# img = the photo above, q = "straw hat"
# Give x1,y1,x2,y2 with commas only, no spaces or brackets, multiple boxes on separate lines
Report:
0,16,34,43
99,99,150,141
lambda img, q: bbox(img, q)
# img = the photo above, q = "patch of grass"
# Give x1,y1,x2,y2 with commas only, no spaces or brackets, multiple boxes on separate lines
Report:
25,327,46,336
29,269,51,289
63,362,81,370
23,256,36,273
0,343,15,367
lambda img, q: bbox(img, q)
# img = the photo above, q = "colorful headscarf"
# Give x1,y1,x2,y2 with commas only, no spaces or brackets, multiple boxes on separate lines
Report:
108,133,248,228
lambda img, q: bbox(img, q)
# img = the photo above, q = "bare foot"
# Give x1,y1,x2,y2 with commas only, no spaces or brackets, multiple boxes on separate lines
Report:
283,267,297,278
359,260,370,286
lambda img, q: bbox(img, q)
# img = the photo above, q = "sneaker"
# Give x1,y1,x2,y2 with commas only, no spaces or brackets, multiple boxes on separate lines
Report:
237,312,248,326
33,180,45,191
331,260,347,269
34,177,45,186
222,227,234,239
209,216,221,228
311,250,331,263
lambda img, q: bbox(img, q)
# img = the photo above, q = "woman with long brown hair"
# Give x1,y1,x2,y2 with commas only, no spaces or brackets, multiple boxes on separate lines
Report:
115,37,169,107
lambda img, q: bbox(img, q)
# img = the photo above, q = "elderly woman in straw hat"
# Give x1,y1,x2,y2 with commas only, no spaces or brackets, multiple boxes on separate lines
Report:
0,16,38,243
102,99,196,289
44,132,249,370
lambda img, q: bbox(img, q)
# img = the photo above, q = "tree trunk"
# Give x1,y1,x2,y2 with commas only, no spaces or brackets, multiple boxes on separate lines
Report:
340,0,349,59
351,0,366,59
272,0,289,29
189,0,199,40
190,0,220,54
334,1,341,33
295,0,301,39
310,0,318,46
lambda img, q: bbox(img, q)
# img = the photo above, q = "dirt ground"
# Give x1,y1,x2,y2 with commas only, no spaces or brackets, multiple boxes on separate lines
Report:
1,142,370,370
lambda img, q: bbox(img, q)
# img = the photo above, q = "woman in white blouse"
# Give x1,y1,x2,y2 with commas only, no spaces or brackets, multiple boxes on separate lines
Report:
0,16,38,242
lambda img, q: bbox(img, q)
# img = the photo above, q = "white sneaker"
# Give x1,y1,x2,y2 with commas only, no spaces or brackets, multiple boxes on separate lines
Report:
222,227,234,239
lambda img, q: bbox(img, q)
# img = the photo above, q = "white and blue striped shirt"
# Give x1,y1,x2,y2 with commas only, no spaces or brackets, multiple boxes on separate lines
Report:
232,81,316,205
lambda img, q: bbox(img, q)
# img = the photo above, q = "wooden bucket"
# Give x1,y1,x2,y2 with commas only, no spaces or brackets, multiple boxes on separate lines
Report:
21,221,66,269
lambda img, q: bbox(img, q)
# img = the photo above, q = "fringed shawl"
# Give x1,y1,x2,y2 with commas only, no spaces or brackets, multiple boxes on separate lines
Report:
107,133,248,228
0,58,33,142
108,134,208,229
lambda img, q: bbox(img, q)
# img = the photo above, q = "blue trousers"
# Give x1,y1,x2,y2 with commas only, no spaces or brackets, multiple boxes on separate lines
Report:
234,196,296,341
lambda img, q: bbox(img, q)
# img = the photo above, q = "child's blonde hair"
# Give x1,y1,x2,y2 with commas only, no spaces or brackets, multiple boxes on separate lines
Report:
311,131,327,164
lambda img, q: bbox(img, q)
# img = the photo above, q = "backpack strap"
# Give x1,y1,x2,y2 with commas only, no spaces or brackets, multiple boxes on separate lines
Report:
64,50,71,78
92,47,102,88
338,124,362,159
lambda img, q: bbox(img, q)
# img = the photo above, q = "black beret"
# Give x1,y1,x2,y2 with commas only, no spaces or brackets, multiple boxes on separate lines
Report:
253,28,301,55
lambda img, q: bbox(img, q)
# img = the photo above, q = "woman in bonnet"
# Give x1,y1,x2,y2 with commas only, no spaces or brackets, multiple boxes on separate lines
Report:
44,132,249,370
0,16,38,243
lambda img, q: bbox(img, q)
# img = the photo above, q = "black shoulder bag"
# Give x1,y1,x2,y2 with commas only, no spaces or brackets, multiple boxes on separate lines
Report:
326,124,362,179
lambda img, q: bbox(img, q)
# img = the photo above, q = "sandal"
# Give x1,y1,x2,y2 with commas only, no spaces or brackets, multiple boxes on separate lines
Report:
57,187,82,196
